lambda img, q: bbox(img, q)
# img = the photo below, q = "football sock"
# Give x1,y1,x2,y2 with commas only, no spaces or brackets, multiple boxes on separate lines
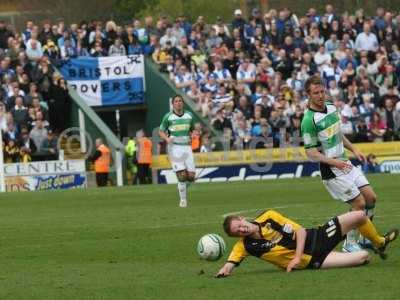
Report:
358,218,385,247
360,203,375,245
178,182,187,201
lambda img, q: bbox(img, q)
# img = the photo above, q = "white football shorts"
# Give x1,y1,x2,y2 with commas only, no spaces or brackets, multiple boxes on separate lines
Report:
322,163,369,202
167,144,196,173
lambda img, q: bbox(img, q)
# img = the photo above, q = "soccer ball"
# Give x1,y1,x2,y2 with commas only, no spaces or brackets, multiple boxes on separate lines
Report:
197,233,226,261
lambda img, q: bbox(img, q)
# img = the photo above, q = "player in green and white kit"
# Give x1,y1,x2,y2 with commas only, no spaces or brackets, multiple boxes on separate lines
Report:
159,95,196,207
301,75,397,255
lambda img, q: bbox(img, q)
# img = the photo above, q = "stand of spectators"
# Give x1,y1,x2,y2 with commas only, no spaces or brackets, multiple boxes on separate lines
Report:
2,4,400,157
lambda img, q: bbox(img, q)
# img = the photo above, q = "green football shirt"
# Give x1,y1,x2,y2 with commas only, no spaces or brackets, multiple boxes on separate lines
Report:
301,101,345,179
159,110,195,145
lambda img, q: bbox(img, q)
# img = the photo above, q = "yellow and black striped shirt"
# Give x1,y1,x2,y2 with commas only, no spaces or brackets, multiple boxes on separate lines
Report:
227,210,314,270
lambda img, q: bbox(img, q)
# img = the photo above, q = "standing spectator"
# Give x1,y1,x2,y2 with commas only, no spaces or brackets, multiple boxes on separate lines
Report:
30,119,48,153
49,78,70,133
90,138,111,187
108,38,126,56
125,137,137,185
136,130,152,184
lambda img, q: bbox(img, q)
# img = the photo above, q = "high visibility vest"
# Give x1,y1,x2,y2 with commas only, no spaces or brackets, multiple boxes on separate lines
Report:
191,133,200,151
125,139,137,156
138,137,152,164
94,144,111,173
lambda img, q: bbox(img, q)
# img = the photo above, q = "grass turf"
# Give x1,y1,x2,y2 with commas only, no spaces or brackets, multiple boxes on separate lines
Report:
0,174,399,300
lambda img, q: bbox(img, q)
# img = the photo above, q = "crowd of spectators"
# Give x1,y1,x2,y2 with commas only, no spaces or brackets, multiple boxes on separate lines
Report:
2,4,400,161
0,20,72,162
150,5,400,150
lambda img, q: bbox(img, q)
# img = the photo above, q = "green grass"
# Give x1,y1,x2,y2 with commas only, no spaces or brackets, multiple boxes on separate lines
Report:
0,174,399,300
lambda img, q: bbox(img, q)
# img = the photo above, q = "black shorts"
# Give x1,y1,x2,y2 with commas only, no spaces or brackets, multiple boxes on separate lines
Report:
306,217,345,269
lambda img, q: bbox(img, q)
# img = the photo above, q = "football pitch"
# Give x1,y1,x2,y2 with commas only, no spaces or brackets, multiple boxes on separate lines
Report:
0,174,399,300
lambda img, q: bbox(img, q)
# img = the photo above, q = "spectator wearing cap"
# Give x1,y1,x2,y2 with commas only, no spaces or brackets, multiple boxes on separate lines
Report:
203,73,219,95
40,129,58,160
232,9,246,36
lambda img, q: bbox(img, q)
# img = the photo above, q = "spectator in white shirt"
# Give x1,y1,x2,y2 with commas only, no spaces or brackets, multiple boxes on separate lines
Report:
314,45,332,69
212,60,232,85
355,23,379,52
236,57,256,93
174,65,195,93
160,28,178,49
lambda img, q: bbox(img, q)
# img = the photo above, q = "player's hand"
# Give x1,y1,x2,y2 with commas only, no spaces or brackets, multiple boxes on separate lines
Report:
166,137,173,144
353,149,366,162
286,257,301,272
331,159,353,172
215,263,234,278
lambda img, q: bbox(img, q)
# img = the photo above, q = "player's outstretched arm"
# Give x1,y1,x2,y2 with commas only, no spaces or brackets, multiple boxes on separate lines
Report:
215,262,236,278
287,227,307,272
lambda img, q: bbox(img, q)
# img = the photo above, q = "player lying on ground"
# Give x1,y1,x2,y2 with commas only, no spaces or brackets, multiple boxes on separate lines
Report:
216,210,398,277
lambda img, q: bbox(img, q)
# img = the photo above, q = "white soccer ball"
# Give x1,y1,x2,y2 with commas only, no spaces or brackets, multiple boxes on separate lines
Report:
197,233,226,261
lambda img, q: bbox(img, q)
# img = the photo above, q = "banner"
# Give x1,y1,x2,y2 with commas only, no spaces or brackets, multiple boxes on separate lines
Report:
59,55,145,106
152,142,400,170
4,160,87,192
5,173,86,192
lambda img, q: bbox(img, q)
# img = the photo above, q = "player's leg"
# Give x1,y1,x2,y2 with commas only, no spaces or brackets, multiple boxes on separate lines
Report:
168,144,189,207
321,250,370,269
358,184,377,248
176,170,188,207
337,210,385,248
323,176,364,252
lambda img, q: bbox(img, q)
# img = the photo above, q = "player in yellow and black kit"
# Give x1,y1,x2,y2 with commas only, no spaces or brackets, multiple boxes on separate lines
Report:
215,210,398,277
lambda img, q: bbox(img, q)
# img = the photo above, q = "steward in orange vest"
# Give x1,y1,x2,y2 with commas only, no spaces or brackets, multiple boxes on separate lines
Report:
136,130,152,184
91,138,111,187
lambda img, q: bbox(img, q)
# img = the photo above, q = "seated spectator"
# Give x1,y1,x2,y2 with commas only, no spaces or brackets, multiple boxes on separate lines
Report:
363,154,381,173
60,38,78,59
4,139,20,163
40,129,58,160
174,65,195,93
369,111,387,142
18,126,37,162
